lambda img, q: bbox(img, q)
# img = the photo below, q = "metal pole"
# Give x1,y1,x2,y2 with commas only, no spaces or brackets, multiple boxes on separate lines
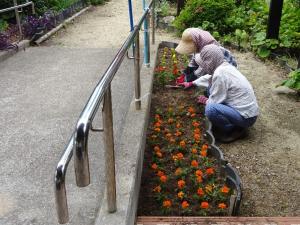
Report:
134,29,141,110
102,86,117,212
146,13,150,64
128,0,134,31
13,0,23,38
151,0,155,45
143,0,150,67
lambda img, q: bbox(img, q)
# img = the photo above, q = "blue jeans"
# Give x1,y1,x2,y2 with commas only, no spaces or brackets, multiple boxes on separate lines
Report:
205,103,257,132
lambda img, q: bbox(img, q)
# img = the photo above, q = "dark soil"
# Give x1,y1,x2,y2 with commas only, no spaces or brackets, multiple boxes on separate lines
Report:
137,47,234,216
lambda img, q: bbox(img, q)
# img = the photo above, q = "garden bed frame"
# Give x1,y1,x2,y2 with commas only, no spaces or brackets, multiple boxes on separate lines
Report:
137,41,242,217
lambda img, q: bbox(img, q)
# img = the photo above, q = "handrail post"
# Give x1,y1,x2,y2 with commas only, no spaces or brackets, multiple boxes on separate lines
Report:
151,0,155,45
102,85,117,212
55,168,69,224
74,120,91,187
146,13,151,64
134,29,141,110
13,0,23,39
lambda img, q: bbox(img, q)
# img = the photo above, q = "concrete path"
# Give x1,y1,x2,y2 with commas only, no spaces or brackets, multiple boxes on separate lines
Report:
0,45,135,225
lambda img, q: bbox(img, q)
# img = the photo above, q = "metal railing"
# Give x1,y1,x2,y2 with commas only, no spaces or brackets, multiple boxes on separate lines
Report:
0,0,35,38
54,1,155,223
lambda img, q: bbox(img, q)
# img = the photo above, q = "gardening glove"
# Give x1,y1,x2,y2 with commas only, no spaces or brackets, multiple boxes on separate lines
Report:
179,82,194,89
197,95,208,105
176,74,185,84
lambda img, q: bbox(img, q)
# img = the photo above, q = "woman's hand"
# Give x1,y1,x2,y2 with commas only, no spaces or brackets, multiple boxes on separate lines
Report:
197,95,208,105
179,82,193,89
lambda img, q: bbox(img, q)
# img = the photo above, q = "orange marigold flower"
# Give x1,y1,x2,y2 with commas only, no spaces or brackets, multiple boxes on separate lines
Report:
205,185,213,193
154,146,160,152
201,144,208,151
188,107,196,114
218,203,227,209
151,163,158,170
163,200,172,208
155,114,161,120
177,191,184,199
192,121,200,127
154,127,161,132
194,128,201,134
176,123,181,128
191,113,196,118
200,201,209,209
166,133,172,138
197,188,204,196
179,140,186,148
220,185,230,194
191,160,198,168
168,118,174,124
195,170,203,177
154,122,161,127
200,150,207,157
191,148,198,154
206,167,214,175
172,155,178,161
181,200,189,209
175,130,182,137
160,175,167,183
176,152,184,160
196,175,203,183
194,133,201,141
177,179,185,189
175,168,182,176
153,185,161,193
156,151,162,158
157,170,164,177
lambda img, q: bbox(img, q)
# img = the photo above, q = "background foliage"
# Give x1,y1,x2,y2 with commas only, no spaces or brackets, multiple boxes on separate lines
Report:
173,0,299,58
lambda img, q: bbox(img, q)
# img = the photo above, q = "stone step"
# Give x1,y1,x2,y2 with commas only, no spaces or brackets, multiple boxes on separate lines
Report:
137,216,300,225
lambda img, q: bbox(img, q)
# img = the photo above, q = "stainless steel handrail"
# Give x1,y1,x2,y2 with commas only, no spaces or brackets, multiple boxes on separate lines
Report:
54,1,155,223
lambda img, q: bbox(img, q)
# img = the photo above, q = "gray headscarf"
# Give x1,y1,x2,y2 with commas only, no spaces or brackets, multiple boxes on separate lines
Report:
195,44,225,75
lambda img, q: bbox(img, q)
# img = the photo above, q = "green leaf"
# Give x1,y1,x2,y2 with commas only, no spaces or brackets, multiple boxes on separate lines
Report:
257,46,270,58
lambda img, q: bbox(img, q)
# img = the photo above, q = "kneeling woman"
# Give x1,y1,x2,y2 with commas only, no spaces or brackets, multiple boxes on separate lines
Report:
195,44,259,143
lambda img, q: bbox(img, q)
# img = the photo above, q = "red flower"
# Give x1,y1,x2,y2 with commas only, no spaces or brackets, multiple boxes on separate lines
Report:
218,203,227,209
191,160,198,168
195,170,203,177
151,163,158,170
181,201,189,209
163,200,172,208
200,150,207,157
191,148,198,154
177,179,185,189
220,185,230,194
206,167,214,175
200,201,209,209
157,170,164,177
160,175,167,183
197,188,204,196
201,144,208,151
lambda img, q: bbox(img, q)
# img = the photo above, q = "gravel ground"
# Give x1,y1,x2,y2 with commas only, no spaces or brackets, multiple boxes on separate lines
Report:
218,50,300,216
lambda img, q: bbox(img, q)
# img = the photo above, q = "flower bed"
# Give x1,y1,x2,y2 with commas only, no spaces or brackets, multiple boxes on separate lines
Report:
137,42,242,217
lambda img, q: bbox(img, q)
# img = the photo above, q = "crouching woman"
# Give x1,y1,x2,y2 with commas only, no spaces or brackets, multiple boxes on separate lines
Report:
196,44,259,143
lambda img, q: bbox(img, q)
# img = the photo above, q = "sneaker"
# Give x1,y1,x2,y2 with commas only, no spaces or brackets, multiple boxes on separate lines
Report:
213,127,248,144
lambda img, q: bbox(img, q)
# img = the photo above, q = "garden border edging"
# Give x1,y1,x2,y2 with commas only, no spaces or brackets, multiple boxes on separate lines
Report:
0,39,30,63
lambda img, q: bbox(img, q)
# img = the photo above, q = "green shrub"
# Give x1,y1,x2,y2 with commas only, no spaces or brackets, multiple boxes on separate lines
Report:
173,0,235,34
278,69,300,92
0,19,8,32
